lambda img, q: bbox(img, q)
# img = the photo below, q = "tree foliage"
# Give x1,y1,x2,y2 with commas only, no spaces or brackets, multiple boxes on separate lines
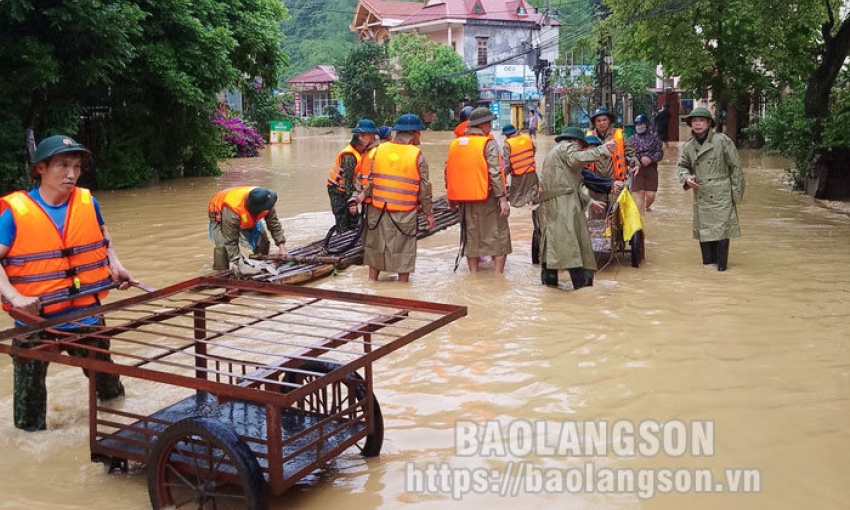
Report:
335,41,394,126
337,35,477,129
386,33,478,130
605,0,824,127
0,0,288,192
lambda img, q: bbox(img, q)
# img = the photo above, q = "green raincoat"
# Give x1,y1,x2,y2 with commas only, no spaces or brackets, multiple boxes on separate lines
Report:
538,140,611,270
677,131,745,241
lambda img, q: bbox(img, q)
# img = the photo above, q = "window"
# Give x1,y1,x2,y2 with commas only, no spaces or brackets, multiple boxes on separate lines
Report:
477,38,488,66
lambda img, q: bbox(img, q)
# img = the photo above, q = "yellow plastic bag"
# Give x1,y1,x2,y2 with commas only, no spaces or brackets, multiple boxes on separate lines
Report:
617,188,643,241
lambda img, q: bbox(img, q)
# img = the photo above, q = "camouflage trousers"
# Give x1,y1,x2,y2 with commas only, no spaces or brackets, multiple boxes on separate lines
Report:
327,187,359,234
13,323,124,431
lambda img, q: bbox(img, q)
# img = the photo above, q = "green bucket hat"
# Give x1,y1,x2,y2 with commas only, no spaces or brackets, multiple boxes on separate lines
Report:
246,187,278,215
555,127,587,143
686,107,715,127
467,107,495,127
30,135,91,178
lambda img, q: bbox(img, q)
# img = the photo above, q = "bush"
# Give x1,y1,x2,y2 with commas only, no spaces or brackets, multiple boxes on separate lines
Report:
211,108,265,157
305,115,340,128
747,91,813,190
749,85,850,190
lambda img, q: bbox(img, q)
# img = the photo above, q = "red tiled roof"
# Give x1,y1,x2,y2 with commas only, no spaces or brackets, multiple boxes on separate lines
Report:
397,0,546,27
358,0,424,19
288,65,338,84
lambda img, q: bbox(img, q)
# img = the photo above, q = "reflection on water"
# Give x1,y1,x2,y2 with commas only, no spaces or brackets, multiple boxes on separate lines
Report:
0,128,848,509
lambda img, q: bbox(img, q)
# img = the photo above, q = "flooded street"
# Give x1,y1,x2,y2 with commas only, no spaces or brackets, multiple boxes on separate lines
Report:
0,127,848,509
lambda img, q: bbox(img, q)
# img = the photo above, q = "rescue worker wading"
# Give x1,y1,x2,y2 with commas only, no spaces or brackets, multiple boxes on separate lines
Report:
446,107,512,274
502,123,542,264
0,135,138,431
677,107,745,271
356,113,435,282
539,128,615,290
586,107,636,216
208,186,287,270
327,119,378,233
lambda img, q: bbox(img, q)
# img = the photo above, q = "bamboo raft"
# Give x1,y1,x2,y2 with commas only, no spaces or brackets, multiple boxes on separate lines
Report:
232,196,459,285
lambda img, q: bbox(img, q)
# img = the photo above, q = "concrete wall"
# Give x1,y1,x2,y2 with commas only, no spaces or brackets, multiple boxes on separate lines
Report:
462,21,547,68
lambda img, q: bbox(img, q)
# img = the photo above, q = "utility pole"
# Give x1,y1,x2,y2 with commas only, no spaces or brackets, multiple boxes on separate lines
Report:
544,0,554,135
592,0,614,110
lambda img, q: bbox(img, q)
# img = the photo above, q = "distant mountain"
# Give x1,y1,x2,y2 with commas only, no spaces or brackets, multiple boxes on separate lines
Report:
280,0,361,82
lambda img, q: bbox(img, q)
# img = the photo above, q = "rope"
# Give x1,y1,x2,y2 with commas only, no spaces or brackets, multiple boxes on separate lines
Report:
453,203,467,272
367,203,418,238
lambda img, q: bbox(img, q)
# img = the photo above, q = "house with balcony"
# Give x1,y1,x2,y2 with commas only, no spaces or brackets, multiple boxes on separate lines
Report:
352,0,559,129
288,65,340,118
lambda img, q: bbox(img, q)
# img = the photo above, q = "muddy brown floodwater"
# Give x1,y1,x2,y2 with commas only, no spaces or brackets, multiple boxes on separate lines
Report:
0,127,847,510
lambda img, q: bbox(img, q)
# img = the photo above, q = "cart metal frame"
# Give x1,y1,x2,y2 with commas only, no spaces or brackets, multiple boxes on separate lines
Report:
0,276,466,508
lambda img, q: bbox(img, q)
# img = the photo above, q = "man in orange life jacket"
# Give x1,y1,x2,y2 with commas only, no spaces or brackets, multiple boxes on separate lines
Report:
327,119,378,234
0,135,137,431
453,105,474,138
208,186,287,270
356,113,434,282
446,106,512,274
503,123,542,263
586,107,636,214
502,123,539,208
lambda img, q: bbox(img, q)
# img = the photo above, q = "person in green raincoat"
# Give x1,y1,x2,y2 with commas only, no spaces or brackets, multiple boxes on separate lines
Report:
538,127,615,290
677,108,745,271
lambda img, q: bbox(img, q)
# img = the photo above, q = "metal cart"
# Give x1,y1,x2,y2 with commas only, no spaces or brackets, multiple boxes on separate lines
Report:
0,276,466,509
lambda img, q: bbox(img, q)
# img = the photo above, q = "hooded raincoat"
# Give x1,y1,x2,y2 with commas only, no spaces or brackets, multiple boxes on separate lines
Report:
676,130,745,241
539,140,611,270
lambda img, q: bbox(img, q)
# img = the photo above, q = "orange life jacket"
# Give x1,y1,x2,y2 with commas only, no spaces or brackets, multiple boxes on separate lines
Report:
505,134,536,175
328,145,362,192
208,186,269,229
453,120,469,138
370,143,421,212
586,128,628,180
1,188,111,315
358,145,379,204
446,134,506,202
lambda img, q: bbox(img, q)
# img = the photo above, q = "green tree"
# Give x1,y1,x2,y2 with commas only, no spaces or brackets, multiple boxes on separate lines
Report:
387,33,478,129
335,41,394,126
0,0,146,190
0,0,288,191
605,0,823,136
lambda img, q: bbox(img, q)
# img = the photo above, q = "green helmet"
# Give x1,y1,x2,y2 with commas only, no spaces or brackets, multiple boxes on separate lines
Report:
686,108,715,127
555,127,587,143
30,135,91,178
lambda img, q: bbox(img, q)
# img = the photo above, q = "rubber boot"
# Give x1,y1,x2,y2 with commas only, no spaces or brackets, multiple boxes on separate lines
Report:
716,239,730,271
541,263,558,287
14,357,48,431
213,246,229,270
569,268,594,290
531,209,541,265
699,241,717,265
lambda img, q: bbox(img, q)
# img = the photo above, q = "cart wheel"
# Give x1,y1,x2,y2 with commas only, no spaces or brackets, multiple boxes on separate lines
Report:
148,417,267,510
288,360,384,457
630,230,644,268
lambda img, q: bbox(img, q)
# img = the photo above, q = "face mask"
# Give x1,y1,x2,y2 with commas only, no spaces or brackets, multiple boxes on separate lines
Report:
635,124,647,134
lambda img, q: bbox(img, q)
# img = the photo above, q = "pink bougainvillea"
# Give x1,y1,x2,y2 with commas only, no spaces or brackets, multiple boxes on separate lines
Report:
211,108,265,157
